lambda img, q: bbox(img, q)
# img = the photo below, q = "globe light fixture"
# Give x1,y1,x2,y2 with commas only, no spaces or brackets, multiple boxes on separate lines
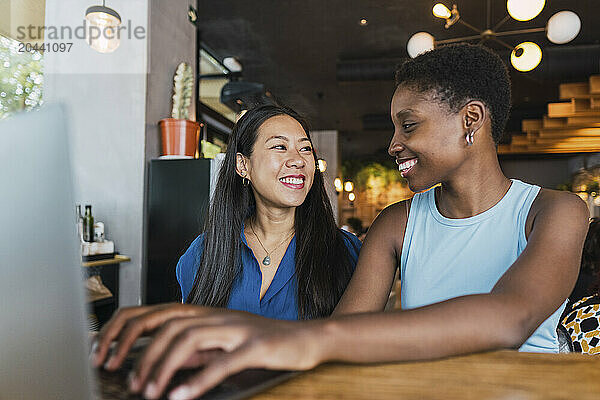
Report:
511,41,542,72
432,3,452,19
348,192,356,202
409,2,580,72
334,178,343,193
85,1,121,53
344,181,354,193
546,11,581,44
506,0,545,22
406,32,435,58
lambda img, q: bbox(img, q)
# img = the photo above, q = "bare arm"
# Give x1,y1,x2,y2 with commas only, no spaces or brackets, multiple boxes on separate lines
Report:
333,200,408,315
91,192,589,399
173,191,588,398
320,191,589,362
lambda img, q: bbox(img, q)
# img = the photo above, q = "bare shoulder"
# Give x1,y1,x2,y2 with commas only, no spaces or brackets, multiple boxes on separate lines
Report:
527,188,589,235
532,188,588,216
370,198,411,231
380,198,411,219
363,198,412,258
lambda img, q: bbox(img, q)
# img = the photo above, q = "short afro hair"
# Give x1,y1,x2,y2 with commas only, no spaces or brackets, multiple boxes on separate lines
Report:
395,43,511,144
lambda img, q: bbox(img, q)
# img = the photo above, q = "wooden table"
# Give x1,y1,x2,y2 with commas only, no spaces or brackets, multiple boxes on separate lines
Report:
253,351,599,399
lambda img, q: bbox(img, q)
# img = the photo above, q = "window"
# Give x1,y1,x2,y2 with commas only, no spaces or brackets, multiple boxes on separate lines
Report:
0,34,44,120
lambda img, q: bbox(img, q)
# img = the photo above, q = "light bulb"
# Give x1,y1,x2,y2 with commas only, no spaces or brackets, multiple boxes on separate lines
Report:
344,181,354,192
506,0,545,22
85,5,122,54
546,11,581,44
334,178,343,192
511,42,542,72
348,192,356,202
317,159,327,173
433,3,452,19
87,26,120,53
406,32,435,58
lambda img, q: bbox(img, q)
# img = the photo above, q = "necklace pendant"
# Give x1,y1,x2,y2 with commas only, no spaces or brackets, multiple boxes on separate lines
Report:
262,255,271,266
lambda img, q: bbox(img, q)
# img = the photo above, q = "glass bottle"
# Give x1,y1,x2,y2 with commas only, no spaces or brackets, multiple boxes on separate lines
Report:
83,205,94,242
76,205,83,241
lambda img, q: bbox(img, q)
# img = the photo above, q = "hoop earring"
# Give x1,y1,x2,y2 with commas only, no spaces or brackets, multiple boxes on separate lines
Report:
466,130,474,146
242,177,250,187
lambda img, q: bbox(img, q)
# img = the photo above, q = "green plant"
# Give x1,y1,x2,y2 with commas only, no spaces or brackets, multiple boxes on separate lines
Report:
171,62,194,120
354,162,405,191
0,35,44,120
558,164,600,194
341,160,406,190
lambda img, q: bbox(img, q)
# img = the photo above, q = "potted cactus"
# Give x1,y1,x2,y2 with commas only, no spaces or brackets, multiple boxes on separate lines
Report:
158,62,200,158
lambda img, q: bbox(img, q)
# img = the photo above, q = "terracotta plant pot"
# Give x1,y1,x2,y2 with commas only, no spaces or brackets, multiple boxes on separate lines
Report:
158,118,200,158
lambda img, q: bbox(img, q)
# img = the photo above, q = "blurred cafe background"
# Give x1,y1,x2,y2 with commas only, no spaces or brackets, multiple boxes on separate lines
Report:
1,0,598,325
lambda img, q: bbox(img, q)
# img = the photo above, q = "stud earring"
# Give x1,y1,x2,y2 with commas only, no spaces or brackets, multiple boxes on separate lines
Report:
466,130,474,146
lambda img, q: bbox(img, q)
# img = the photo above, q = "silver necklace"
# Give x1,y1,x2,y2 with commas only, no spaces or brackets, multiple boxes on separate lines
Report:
248,221,294,266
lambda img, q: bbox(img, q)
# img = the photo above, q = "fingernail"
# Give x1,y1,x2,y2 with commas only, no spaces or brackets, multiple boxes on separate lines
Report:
103,356,115,370
144,382,158,399
127,371,139,391
169,386,191,400
89,343,98,363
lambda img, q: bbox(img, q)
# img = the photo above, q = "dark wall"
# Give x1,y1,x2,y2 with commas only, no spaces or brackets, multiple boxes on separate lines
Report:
500,157,571,189
500,153,600,189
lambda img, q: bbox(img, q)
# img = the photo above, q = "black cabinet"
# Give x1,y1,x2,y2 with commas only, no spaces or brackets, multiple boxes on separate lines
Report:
145,159,213,304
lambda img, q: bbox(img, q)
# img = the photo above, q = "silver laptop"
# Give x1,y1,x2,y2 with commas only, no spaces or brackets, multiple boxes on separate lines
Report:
0,104,92,399
0,105,296,400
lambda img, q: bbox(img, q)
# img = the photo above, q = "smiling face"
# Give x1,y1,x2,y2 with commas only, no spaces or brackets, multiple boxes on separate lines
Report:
238,114,316,209
388,85,472,192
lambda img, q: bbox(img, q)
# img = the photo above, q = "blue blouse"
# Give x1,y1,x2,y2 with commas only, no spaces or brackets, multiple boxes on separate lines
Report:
176,228,361,320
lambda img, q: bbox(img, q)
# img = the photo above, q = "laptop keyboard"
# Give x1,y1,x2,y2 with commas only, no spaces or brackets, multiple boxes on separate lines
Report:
94,343,295,400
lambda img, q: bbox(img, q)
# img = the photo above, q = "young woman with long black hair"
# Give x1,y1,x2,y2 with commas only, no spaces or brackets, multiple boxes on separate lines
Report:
92,44,589,400
90,104,360,377
176,104,360,320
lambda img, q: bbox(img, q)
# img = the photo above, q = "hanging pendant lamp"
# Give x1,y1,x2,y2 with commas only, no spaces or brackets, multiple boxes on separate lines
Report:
85,1,121,53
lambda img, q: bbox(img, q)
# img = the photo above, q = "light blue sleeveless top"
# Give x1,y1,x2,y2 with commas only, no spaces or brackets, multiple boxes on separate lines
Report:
400,179,566,353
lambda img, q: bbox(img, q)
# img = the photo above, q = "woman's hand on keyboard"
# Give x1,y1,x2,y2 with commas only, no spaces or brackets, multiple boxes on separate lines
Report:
128,310,322,400
92,303,219,370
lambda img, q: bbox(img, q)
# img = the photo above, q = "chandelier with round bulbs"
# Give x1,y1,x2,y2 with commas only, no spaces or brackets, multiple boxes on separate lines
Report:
407,0,581,72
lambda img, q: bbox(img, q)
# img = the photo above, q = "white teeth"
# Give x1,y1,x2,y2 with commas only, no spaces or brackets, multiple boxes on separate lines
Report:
398,158,418,172
280,177,304,184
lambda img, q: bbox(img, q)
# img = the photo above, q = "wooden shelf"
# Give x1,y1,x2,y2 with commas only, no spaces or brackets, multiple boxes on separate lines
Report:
503,75,600,155
498,145,600,155
82,255,131,268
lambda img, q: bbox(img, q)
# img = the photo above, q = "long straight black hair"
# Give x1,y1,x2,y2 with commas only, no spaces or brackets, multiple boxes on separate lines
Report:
186,104,357,319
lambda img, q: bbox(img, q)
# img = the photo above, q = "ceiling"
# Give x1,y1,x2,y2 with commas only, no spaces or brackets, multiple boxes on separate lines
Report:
197,0,599,161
